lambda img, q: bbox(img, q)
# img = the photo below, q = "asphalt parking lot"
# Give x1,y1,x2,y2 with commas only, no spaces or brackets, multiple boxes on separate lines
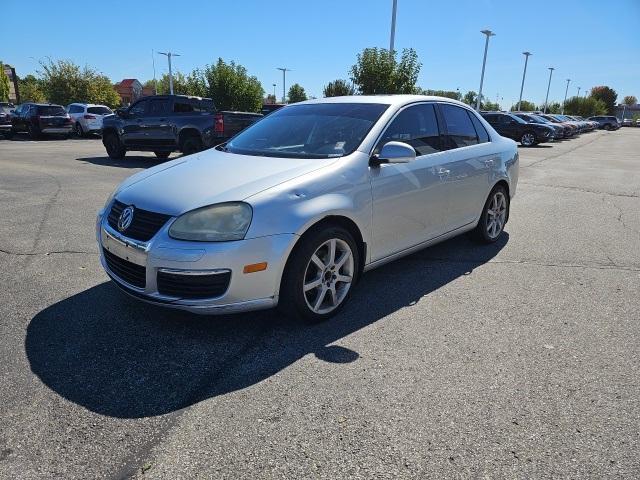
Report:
1,130,639,479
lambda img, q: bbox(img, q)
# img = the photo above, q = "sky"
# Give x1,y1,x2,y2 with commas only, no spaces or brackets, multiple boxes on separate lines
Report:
4,0,639,108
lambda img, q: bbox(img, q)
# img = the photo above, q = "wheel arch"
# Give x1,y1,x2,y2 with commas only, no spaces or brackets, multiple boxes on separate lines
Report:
178,127,202,149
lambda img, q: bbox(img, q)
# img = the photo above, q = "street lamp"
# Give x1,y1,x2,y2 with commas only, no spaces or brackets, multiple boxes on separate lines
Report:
476,29,495,111
389,0,398,53
543,67,555,113
272,83,276,100
157,51,181,95
517,51,532,111
577,86,581,97
562,78,571,114
276,67,291,103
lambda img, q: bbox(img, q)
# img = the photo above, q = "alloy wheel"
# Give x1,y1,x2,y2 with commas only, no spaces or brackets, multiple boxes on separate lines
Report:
303,238,354,315
486,191,507,239
521,132,536,146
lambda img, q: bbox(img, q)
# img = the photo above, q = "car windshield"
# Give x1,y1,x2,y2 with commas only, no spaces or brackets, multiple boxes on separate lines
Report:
38,106,66,116
531,115,549,123
222,103,389,159
508,114,527,124
87,106,112,115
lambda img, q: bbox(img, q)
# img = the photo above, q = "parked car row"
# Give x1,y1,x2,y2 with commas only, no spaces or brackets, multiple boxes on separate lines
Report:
479,110,617,147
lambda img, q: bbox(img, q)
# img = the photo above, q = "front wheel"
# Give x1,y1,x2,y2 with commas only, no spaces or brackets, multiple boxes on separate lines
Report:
103,132,126,159
279,226,359,322
469,185,509,244
181,135,203,156
520,131,537,147
75,122,85,138
28,125,40,139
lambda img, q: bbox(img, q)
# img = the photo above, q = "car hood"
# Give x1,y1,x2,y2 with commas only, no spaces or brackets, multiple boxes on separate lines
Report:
115,148,337,216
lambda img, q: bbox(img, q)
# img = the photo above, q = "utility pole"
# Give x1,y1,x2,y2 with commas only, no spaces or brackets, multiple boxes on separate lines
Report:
562,78,571,114
517,51,532,111
151,49,157,95
477,30,495,111
577,86,581,97
157,51,181,95
277,68,291,103
272,83,276,101
543,67,554,113
389,0,398,53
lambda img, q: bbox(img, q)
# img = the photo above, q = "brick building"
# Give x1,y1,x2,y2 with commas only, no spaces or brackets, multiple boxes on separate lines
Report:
114,78,155,106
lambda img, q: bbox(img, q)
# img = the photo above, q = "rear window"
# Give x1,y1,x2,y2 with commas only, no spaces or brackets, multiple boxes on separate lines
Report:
37,106,66,116
0,106,11,114
87,106,112,115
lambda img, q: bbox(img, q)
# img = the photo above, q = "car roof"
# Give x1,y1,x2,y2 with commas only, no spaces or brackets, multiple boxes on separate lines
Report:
293,94,471,108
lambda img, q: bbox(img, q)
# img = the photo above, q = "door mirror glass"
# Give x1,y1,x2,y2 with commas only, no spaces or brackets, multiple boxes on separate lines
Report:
375,141,416,164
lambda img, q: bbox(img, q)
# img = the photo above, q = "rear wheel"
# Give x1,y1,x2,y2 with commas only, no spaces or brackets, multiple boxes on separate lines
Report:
75,122,85,138
604,124,611,131
154,151,171,159
279,225,359,322
104,132,126,159
520,131,537,147
469,185,509,244
181,135,203,156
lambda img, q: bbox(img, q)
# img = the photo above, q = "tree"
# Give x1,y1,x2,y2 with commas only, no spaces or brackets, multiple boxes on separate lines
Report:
482,100,500,111
185,68,207,97
0,63,10,102
18,75,46,103
143,79,157,95
156,71,189,95
590,86,617,114
264,94,277,104
623,95,637,106
537,102,562,114
288,83,307,103
350,47,421,94
510,100,536,111
201,58,264,112
563,96,607,117
462,91,477,106
38,58,120,107
323,79,356,97
420,89,461,100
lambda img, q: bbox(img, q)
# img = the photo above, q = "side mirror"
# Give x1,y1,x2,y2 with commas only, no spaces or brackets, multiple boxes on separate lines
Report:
371,141,416,166
116,108,129,118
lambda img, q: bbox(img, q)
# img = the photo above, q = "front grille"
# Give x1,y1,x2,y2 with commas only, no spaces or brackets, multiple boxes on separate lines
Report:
103,249,146,288
107,200,172,242
157,271,231,299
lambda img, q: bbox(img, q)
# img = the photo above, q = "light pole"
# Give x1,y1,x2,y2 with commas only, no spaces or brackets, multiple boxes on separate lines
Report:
476,29,495,111
517,51,532,111
277,67,291,103
577,86,581,97
543,67,555,113
157,51,180,95
389,0,398,53
562,78,571,114
272,83,276,101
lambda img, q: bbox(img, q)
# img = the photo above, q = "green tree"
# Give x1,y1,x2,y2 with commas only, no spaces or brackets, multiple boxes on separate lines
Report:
323,79,356,97
143,79,157,95
623,95,637,106
288,83,307,103
590,86,617,114
537,101,562,114
18,75,46,103
38,58,120,107
156,71,189,95
563,96,607,117
462,91,477,106
185,68,207,97
0,63,10,102
264,93,277,104
350,47,421,94
201,58,264,112
510,100,536,111
482,100,500,111
420,89,461,100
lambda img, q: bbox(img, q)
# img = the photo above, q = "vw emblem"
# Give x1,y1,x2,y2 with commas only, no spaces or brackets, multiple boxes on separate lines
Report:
117,206,134,232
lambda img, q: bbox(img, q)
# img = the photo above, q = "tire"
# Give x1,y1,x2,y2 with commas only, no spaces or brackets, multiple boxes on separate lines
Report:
181,135,203,156
75,122,85,138
604,124,611,131
103,132,126,159
154,151,171,159
278,225,360,322
520,131,537,147
469,184,510,244
28,125,40,139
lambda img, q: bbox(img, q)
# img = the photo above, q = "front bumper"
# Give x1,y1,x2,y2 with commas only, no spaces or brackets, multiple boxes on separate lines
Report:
96,212,296,314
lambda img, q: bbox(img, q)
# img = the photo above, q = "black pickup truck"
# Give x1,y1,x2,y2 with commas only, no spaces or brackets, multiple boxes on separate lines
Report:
102,95,262,159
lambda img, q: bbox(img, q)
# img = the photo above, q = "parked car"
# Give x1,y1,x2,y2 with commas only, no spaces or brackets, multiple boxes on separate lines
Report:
97,95,519,320
0,103,13,137
621,118,633,127
588,116,620,130
67,103,113,137
10,103,73,139
512,112,566,139
101,95,262,159
538,114,579,136
261,103,286,116
480,111,554,146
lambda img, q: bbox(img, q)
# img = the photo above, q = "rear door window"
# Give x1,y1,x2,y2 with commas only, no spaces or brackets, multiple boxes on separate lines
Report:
147,99,170,116
173,101,194,113
469,112,490,143
439,104,479,149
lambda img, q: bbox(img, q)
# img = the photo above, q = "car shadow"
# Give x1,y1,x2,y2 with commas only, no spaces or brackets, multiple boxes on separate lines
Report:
76,155,169,168
26,233,508,418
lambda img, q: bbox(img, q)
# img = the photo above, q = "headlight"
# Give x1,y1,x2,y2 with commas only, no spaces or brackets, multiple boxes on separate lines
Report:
169,202,252,242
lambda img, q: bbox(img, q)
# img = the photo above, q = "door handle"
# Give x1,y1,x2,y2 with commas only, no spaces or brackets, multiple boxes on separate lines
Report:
437,168,450,176
484,159,494,167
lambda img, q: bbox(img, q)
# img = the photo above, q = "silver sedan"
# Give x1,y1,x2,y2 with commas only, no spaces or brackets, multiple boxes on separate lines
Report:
97,95,519,321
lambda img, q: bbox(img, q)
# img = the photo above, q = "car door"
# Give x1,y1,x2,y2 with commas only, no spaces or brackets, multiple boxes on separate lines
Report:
436,104,495,230
369,102,450,262
145,98,173,147
120,99,149,146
